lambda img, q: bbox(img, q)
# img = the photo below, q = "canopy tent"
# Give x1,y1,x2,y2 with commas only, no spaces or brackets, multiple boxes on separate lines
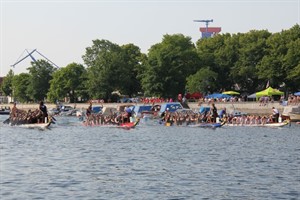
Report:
205,93,231,99
247,93,256,99
294,92,300,96
256,87,284,98
222,91,240,95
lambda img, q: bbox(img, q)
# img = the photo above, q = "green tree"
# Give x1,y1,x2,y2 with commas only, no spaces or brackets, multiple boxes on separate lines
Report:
285,38,300,91
141,34,200,98
26,60,56,101
196,33,238,91
186,67,218,94
121,44,143,96
1,69,14,97
48,63,87,103
83,39,143,101
83,39,126,100
230,30,271,92
257,24,300,92
12,73,31,102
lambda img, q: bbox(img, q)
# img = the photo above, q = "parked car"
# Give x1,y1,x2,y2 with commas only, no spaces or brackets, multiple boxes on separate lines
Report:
158,102,183,117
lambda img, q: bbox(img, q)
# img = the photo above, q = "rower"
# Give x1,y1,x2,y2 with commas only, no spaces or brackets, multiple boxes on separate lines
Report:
39,101,48,123
272,107,279,123
10,102,18,119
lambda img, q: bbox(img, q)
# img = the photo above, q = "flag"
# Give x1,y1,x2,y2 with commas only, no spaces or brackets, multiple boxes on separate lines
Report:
266,80,270,88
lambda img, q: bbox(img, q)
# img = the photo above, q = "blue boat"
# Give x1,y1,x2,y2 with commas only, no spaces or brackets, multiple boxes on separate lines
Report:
188,121,226,128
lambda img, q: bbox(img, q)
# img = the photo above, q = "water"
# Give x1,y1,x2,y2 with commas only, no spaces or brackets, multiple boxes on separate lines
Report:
0,115,299,200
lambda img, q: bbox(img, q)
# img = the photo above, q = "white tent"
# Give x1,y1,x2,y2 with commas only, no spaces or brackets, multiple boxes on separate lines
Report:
247,93,256,99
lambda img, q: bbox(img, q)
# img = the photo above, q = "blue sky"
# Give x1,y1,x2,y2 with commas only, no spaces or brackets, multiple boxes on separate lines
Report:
1,0,299,76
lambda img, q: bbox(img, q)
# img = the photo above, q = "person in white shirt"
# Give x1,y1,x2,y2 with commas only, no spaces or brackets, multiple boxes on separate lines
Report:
272,107,279,123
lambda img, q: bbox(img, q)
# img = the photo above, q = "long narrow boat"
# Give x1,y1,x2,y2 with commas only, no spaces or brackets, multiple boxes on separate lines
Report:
18,121,52,129
188,121,226,128
117,119,140,129
4,116,55,130
0,107,10,115
83,118,140,129
162,120,226,128
225,120,290,127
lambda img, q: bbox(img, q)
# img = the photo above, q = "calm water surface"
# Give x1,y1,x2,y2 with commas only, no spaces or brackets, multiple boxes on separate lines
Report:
0,115,299,200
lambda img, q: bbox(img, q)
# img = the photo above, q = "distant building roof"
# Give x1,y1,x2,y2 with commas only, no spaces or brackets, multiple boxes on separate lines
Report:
199,27,222,33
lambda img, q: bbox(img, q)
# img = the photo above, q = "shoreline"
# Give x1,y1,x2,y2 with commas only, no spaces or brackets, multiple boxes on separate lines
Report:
1,101,292,115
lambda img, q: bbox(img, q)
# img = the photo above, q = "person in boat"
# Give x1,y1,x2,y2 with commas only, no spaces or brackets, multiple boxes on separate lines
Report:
85,102,93,125
210,103,218,123
10,102,18,119
219,107,227,119
86,102,92,117
39,101,48,123
272,107,279,123
122,106,132,123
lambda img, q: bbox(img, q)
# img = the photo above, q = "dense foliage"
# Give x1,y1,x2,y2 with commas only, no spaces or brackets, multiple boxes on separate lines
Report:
2,24,299,103
47,63,87,103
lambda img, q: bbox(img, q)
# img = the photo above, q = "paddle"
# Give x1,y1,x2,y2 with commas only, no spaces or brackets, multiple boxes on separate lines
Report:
3,118,10,124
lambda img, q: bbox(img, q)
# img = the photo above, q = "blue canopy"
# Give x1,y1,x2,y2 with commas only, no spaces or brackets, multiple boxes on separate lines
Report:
294,92,300,96
205,93,231,99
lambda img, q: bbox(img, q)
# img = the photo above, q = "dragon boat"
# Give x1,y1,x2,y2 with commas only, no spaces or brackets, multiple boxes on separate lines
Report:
225,120,290,127
4,116,55,130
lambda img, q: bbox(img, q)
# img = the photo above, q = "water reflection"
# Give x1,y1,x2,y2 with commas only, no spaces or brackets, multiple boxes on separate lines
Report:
0,116,299,199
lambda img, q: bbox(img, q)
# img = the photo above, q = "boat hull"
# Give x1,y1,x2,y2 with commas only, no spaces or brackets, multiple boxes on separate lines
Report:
19,122,52,129
118,120,139,129
83,118,140,129
7,117,54,129
281,106,300,122
188,121,226,128
226,121,289,127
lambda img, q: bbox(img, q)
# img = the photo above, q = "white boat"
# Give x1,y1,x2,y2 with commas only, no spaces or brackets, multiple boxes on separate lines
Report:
7,117,54,130
226,120,290,127
0,106,10,115
281,106,300,122
19,121,52,129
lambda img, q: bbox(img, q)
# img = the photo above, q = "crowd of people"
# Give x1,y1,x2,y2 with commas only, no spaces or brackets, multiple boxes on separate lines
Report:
6,101,49,125
160,106,283,126
83,102,133,126
81,98,287,127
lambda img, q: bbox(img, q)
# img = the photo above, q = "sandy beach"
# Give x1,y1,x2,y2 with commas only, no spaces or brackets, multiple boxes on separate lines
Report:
1,101,288,115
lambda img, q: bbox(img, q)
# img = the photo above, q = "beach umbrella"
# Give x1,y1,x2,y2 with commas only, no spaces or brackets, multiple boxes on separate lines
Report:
294,92,300,96
222,91,240,95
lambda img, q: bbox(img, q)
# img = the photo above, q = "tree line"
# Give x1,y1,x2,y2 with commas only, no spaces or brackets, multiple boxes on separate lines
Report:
1,24,299,103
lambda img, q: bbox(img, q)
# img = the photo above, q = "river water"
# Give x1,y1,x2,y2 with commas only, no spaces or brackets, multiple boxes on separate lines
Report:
0,115,299,200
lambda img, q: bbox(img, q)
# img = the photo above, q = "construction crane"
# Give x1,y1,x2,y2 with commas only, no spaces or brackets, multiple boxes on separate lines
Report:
11,49,60,68
193,19,213,33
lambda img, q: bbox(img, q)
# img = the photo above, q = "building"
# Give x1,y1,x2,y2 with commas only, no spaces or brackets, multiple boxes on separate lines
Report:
199,27,222,38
